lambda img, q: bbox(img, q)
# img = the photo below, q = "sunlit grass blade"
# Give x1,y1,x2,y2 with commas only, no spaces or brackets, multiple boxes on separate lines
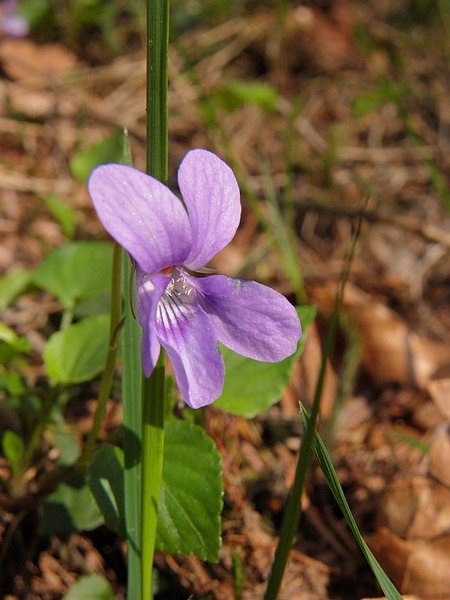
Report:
301,406,403,600
120,131,143,600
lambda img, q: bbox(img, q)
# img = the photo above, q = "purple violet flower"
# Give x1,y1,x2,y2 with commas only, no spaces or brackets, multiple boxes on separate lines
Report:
88,149,301,408
0,0,28,37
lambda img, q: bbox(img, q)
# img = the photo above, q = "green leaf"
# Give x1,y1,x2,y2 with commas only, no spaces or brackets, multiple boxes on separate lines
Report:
214,81,279,113
33,242,113,310
63,574,115,600
43,314,109,385
70,131,125,182
216,306,316,417
52,429,81,466
0,269,32,311
41,473,103,534
44,194,77,238
156,421,223,561
352,79,405,118
0,322,32,364
2,430,24,475
0,370,27,395
87,444,126,538
74,291,111,318
0,322,32,353
86,423,223,562
301,407,403,600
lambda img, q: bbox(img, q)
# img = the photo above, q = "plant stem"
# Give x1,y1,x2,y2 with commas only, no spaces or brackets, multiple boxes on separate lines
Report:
141,360,165,600
141,2,169,598
146,0,169,179
121,132,143,600
77,242,123,470
264,215,363,600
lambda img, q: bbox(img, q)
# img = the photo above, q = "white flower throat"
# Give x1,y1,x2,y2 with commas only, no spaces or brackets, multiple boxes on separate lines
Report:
158,267,197,328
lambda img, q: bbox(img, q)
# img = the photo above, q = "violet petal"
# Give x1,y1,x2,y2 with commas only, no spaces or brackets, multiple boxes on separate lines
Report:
178,149,241,270
0,14,28,37
88,164,192,274
196,275,301,361
136,269,171,376
155,297,224,408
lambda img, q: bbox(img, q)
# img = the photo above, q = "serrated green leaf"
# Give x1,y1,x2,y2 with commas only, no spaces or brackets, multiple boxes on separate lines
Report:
41,473,103,534
87,444,126,538
33,242,113,310
0,269,32,311
70,131,125,182
216,306,316,417
85,423,223,561
301,407,403,600
43,315,109,385
44,194,77,238
156,421,223,561
63,574,115,600
2,430,24,475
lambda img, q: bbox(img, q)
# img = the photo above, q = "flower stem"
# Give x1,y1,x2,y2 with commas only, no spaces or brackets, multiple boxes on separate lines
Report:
77,242,123,470
141,1,169,598
141,360,165,600
146,0,169,180
264,215,363,600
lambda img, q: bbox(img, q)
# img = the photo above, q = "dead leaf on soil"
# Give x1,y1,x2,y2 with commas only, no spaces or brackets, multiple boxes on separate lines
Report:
428,426,450,488
312,283,450,388
296,320,338,419
427,379,450,421
378,476,450,540
0,39,78,86
368,527,450,596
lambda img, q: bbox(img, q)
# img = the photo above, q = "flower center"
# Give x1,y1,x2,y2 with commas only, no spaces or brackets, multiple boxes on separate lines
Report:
157,267,197,330
163,267,196,304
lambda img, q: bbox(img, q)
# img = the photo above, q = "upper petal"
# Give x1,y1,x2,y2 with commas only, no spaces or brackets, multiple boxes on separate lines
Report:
136,269,170,377
155,294,224,409
88,164,192,274
196,275,301,362
178,149,241,269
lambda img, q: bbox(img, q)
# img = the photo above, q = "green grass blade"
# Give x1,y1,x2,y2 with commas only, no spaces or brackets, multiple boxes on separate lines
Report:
301,407,403,600
143,2,169,597
120,132,143,600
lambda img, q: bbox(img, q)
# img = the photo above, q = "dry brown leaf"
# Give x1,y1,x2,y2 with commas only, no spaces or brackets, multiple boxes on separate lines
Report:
296,320,338,419
368,527,450,596
378,477,450,540
428,427,450,488
0,39,78,86
334,396,373,443
360,597,420,600
428,379,450,421
312,283,450,388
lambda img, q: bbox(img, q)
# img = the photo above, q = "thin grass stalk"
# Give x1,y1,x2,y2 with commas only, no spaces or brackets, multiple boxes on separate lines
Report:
122,251,143,599
264,214,363,600
121,129,143,600
141,2,169,598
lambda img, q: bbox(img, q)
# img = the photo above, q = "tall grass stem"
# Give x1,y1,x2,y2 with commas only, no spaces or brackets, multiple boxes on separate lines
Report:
141,1,169,598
